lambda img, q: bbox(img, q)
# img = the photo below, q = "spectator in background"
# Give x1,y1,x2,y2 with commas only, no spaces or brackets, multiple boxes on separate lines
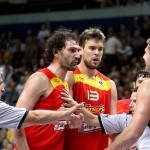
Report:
12,38,25,68
37,22,51,59
1,60,13,87
141,16,150,40
116,38,133,65
119,24,132,45
15,75,26,95
5,76,19,106
104,26,121,73
132,29,146,58
24,32,38,65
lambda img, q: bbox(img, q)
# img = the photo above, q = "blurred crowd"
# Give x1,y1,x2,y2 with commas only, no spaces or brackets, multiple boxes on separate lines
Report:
98,0,150,8
0,14,150,149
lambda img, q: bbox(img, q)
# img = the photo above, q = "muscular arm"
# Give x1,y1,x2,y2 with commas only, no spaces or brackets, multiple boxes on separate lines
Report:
22,103,84,128
12,72,50,150
110,80,117,115
107,80,150,150
109,80,118,143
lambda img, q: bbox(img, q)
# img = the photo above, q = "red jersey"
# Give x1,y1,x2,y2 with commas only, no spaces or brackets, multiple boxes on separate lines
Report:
117,99,131,114
64,66,111,150
14,68,68,150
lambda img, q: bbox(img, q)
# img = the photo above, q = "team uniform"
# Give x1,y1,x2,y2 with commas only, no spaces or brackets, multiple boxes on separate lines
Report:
64,66,111,150
0,101,28,129
99,113,150,150
14,68,68,150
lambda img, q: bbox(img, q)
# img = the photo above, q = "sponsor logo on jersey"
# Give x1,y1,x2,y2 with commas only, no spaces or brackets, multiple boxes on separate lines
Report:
84,104,105,114
78,104,105,133
54,124,65,131
78,122,101,133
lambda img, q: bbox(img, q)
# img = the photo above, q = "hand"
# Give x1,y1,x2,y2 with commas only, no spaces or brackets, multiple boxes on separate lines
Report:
66,113,84,129
61,89,78,107
57,102,84,121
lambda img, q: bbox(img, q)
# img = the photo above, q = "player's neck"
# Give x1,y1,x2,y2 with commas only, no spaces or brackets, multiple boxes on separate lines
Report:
48,63,67,81
78,64,97,79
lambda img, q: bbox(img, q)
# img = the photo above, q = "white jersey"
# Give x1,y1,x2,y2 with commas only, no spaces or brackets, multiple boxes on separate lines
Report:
0,101,28,129
99,114,150,150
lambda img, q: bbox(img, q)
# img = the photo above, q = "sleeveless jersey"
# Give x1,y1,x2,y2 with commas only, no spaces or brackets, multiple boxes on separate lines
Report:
14,68,68,150
64,66,111,150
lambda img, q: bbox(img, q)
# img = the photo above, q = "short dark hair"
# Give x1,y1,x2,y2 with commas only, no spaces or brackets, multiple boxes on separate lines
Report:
44,28,78,64
134,69,150,83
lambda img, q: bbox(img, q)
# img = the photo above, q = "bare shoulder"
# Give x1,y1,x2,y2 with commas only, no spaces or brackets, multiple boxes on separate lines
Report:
110,79,117,90
25,72,50,89
28,72,48,82
110,79,116,86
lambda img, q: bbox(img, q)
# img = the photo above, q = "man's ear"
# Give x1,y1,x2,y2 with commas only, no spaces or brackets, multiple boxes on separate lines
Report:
53,48,59,57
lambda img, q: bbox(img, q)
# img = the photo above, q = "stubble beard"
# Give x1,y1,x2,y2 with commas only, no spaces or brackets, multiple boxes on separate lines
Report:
84,60,100,70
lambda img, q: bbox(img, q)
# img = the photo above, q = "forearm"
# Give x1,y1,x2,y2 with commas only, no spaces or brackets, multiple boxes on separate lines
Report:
80,108,100,126
24,110,66,126
107,127,139,150
12,129,30,150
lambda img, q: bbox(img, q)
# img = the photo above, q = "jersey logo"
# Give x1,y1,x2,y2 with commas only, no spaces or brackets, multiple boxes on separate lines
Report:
54,124,65,131
87,90,99,101
78,123,101,133
84,104,105,114
98,80,104,86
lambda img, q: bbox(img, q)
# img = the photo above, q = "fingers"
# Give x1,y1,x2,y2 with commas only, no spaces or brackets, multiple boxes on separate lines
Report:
61,89,70,97
63,103,71,108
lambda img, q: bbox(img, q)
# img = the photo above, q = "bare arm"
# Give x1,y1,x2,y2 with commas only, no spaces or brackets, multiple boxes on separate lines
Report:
12,72,50,150
107,80,150,150
110,80,117,115
22,103,84,128
109,80,118,143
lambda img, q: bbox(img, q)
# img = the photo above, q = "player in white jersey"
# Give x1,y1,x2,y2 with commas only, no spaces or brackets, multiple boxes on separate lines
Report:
0,74,84,129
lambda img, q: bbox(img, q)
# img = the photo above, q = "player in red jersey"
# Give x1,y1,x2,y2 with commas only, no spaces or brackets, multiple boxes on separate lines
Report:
64,28,117,150
12,28,83,150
